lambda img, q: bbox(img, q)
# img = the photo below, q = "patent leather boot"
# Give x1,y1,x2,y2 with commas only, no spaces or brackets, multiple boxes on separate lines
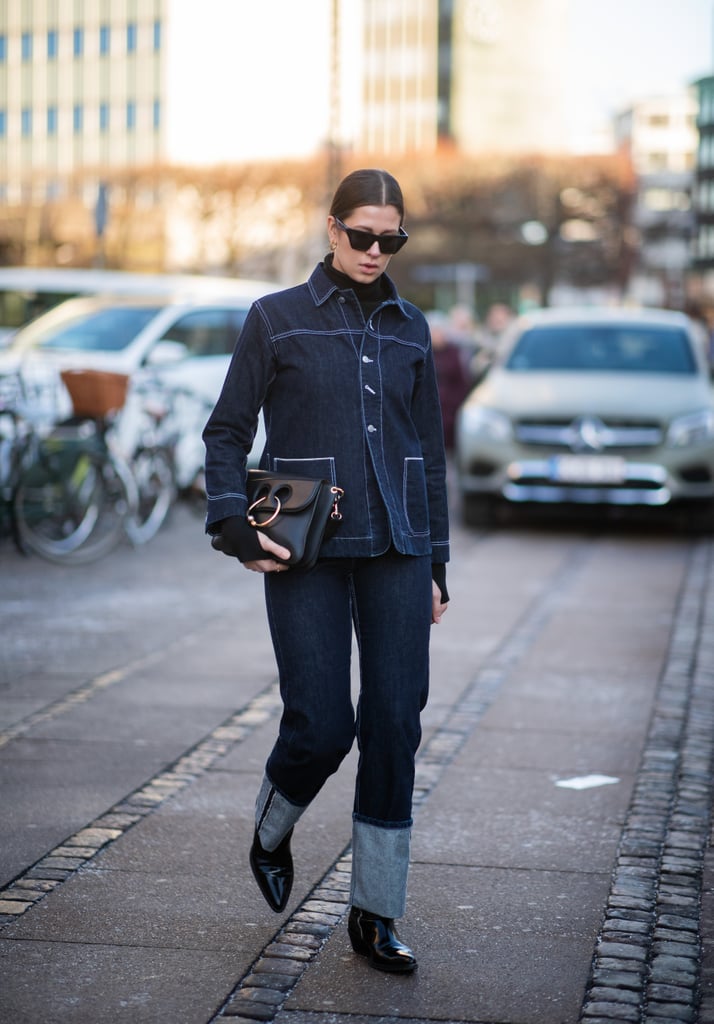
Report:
347,906,418,972
249,828,293,913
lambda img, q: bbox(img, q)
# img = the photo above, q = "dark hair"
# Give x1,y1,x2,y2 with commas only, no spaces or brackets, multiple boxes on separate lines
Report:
329,169,405,225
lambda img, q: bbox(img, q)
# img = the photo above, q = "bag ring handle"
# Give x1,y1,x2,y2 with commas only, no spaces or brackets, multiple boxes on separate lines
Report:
247,493,282,528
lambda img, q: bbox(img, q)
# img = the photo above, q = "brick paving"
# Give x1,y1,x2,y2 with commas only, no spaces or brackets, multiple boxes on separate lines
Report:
581,541,714,1022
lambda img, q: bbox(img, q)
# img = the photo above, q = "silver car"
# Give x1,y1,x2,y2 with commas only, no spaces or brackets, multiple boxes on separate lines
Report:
455,307,714,528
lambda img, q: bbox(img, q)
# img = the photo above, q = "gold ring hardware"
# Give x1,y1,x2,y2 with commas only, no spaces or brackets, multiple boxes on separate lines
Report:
247,492,282,528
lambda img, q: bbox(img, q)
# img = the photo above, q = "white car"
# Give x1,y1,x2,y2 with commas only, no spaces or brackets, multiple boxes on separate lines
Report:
455,306,714,529
0,286,277,488
0,266,277,347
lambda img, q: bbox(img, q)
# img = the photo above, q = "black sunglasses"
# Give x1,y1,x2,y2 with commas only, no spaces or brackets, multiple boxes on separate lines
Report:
334,216,408,255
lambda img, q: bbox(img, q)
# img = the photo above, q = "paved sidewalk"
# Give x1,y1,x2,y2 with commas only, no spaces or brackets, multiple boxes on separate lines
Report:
1,508,713,1023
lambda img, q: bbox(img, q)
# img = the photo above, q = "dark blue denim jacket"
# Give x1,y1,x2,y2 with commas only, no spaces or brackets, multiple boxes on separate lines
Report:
203,262,449,563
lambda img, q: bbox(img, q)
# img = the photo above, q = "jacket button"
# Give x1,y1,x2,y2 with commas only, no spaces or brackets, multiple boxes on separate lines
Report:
367,425,377,433
338,296,346,303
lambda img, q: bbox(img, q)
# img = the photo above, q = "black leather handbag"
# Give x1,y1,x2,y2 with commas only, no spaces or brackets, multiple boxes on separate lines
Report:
241,470,344,569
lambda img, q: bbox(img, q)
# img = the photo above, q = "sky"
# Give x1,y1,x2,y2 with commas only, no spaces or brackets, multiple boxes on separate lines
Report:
166,0,714,164
567,0,714,146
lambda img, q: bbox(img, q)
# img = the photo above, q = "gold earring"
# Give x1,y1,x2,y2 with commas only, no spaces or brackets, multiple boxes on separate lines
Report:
330,240,337,251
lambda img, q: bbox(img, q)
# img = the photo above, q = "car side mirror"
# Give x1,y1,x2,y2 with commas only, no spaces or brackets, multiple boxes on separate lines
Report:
145,339,189,366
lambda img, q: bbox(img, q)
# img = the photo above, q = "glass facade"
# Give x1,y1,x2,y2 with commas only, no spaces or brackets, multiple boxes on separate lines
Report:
694,77,714,266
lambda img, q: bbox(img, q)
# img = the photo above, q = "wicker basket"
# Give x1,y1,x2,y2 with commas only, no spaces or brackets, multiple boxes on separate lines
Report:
60,369,130,419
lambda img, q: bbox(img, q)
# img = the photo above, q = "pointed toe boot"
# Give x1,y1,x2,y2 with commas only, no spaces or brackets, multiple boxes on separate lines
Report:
249,828,293,913
348,906,418,973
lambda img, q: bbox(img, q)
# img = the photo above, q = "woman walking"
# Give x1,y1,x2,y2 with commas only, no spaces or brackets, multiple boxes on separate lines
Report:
202,168,449,973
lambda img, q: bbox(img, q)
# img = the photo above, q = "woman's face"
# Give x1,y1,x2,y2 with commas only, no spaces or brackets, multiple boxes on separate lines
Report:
327,204,403,284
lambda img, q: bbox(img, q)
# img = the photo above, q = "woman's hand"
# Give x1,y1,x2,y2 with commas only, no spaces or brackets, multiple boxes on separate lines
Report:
432,579,448,624
244,531,292,573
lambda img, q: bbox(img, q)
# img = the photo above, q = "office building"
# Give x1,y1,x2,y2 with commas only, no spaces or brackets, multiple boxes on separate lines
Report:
615,90,698,307
693,75,714,288
360,0,570,156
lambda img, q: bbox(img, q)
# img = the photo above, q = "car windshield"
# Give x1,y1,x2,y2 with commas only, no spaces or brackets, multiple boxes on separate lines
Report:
22,306,161,353
506,324,697,375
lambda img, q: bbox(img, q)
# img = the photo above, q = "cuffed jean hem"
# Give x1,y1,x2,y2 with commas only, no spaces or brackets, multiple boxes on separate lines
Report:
350,818,411,919
255,773,307,852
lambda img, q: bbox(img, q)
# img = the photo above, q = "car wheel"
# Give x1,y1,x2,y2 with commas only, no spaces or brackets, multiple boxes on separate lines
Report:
462,493,497,528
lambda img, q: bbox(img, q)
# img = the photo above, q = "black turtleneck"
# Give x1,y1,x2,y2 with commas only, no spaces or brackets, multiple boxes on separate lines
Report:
322,253,389,320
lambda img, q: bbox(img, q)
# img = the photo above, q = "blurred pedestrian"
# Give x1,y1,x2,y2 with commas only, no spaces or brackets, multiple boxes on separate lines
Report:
426,309,472,451
471,302,515,380
446,302,480,376
479,302,515,352
202,168,450,973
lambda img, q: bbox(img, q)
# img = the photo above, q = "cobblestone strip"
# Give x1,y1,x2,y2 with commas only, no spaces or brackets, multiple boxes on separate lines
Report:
580,538,714,1024
0,684,282,925
209,542,593,1022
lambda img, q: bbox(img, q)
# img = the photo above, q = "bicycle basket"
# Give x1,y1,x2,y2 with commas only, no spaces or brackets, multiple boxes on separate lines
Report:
60,369,129,419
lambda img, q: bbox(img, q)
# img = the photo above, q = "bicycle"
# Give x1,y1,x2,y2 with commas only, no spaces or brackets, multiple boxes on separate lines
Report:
114,373,180,546
7,369,139,564
5,367,200,564
43,367,182,557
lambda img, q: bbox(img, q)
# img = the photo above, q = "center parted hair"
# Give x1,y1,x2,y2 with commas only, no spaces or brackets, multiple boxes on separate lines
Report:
330,169,405,225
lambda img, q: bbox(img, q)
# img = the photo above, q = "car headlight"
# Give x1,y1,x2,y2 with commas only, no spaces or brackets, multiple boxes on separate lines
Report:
457,404,513,442
667,408,714,448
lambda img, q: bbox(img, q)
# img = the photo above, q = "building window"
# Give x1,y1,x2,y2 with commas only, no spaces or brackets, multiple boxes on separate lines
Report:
47,106,58,135
127,23,137,53
73,28,83,57
21,108,32,137
0,110,6,137
47,29,58,58
100,102,110,133
0,36,6,61
647,152,669,172
126,100,136,130
21,31,32,61
153,99,161,130
153,19,162,50
73,104,83,134
100,25,110,55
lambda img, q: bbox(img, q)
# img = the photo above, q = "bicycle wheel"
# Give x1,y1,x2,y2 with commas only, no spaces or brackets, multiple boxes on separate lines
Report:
124,446,176,546
14,443,135,564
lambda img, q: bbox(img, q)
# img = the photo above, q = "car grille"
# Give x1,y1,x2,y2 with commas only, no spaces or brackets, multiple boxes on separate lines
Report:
515,417,663,451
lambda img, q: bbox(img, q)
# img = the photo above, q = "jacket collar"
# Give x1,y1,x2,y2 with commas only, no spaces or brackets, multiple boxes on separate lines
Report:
307,261,412,320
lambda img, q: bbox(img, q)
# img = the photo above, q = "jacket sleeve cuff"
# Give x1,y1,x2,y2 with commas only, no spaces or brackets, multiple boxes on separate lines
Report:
431,562,449,603
211,516,265,562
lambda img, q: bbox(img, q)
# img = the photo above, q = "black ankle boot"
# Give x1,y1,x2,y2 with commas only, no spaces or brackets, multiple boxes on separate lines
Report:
348,906,418,972
249,828,293,913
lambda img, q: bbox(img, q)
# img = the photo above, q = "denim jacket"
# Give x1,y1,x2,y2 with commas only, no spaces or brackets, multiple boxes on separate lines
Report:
203,262,450,563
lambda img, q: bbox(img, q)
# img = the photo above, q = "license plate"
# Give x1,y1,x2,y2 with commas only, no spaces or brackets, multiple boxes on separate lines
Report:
550,455,627,484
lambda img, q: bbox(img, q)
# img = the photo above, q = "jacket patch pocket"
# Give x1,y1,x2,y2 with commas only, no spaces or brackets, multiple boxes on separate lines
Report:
273,456,337,486
403,457,429,536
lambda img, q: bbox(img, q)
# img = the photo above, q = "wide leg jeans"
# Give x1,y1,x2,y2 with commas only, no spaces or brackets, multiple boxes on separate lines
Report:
256,549,432,919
